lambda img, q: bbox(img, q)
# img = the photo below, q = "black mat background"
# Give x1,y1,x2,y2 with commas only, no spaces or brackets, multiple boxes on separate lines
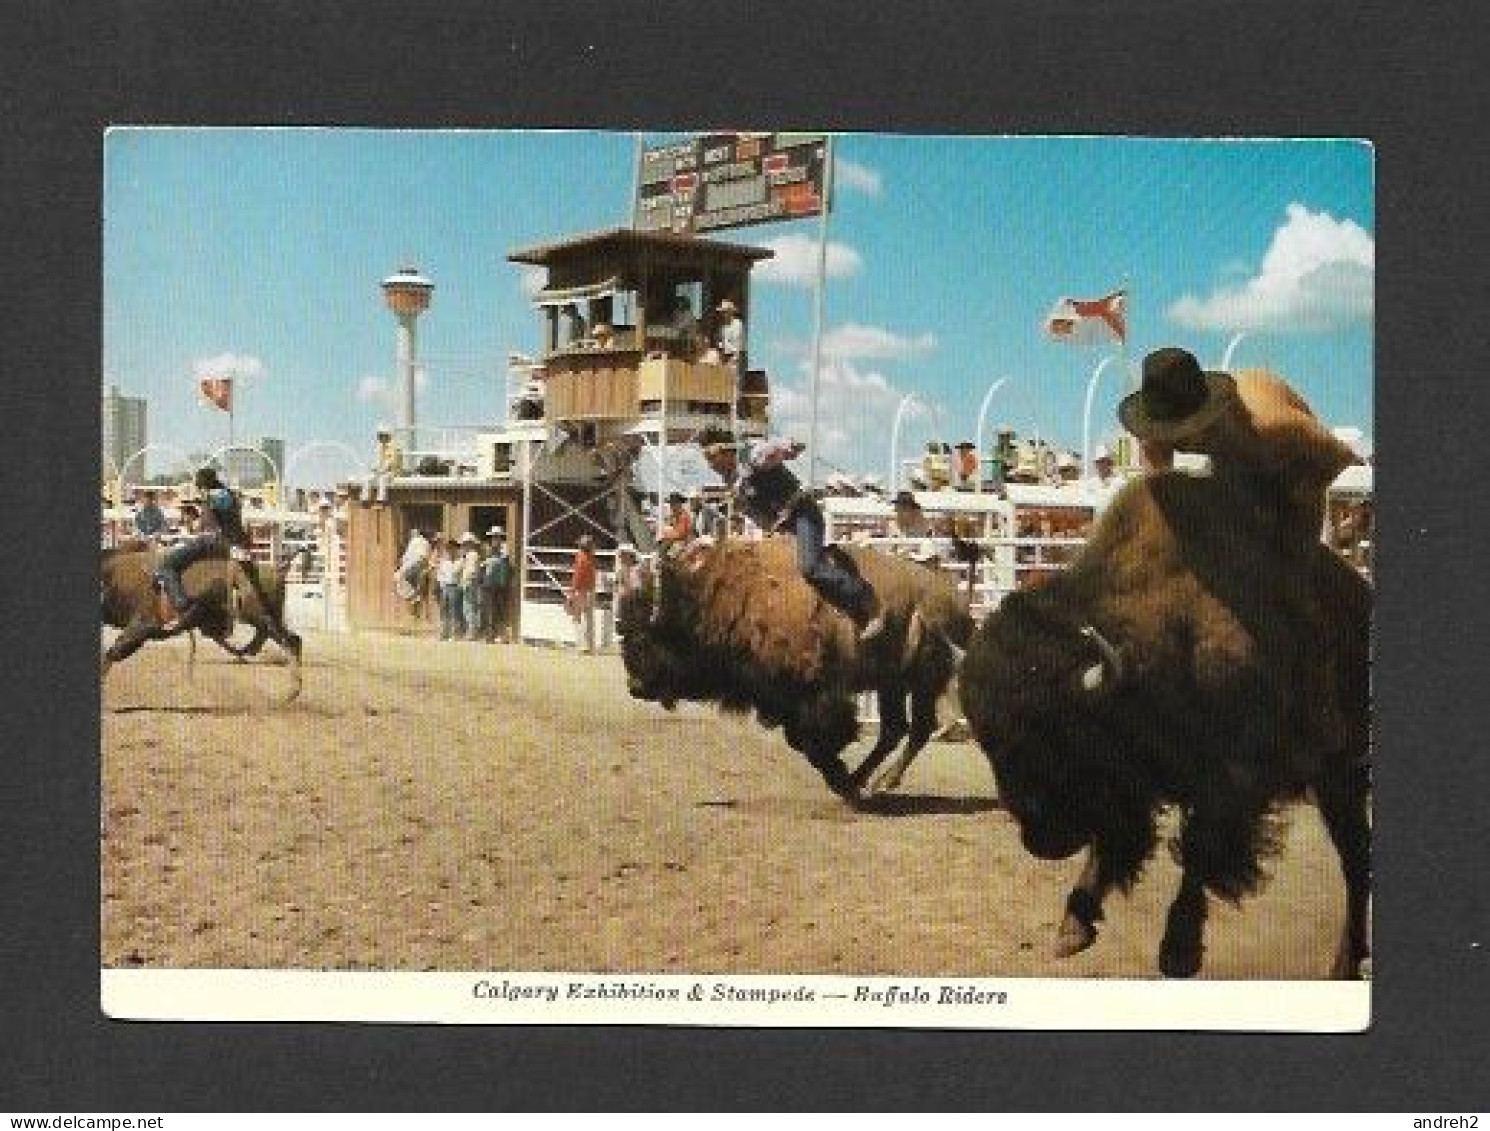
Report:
2,0,1486,1111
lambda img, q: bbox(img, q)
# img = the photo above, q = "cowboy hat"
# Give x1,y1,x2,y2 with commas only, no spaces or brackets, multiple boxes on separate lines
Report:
716,299,738,313
666,491,687,505
617,542,637,557
1118,348,1236,444
911,538,942,563
486,526,504,537
892,489,920,508
459,531,477,544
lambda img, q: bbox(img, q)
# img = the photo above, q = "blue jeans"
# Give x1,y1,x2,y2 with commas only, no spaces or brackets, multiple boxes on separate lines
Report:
439,583,463,639
462,583,482,639
154,533,227,611
791,503,874,621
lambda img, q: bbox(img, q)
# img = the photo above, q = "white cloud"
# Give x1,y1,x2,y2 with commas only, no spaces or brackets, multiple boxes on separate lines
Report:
753,233,863,287
771,357,938,476
1169,203,1374,333
835,158,882,196
822,322,937,361
518,265,546,299
192,352,267,381
354,366,429,407
355,375,387,403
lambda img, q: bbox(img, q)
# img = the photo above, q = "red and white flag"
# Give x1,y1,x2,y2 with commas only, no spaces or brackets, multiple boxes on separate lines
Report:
1044,291,1127,345
198,376,233,413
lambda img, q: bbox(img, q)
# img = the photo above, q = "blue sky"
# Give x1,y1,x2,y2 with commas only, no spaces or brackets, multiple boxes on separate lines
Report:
104,129,1373,486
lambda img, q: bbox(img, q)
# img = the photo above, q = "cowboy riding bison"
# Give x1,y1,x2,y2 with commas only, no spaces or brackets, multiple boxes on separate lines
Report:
101,467,304,702
617,536,973,804
960,349,1371,978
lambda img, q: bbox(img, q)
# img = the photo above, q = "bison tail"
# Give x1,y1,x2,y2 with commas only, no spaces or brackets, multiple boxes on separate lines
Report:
949,533,985,564
277,546,311,584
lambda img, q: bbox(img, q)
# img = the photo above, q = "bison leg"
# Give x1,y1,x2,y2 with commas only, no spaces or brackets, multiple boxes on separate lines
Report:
218,622,270,659
868,678,942,795
1056,847,1111,957
102,618,167,682
259,618,304,703
850,684,909,794
1315,758,1372,979
1159,799,1261,978
1158,863,1209,978
785,693,860,803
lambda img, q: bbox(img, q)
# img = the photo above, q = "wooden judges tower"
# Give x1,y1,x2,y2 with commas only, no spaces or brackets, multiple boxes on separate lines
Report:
507,227,775,448
502,226,777,643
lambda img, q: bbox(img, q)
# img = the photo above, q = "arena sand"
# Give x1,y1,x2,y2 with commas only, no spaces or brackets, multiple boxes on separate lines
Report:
102,629,1351,978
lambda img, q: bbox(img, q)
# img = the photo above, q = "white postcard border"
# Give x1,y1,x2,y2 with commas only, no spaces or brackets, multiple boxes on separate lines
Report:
102,969,1370,1031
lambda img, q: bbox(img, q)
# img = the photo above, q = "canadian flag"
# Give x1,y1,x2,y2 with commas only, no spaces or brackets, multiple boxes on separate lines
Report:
198,375,233,413
1044,291,1127,345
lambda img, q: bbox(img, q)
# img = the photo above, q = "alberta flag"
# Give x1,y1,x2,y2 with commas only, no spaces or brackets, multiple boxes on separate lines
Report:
198,375,233,412
1044,291,1127,345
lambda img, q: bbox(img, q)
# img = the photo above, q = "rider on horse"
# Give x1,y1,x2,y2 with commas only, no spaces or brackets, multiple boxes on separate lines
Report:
153,466,252,632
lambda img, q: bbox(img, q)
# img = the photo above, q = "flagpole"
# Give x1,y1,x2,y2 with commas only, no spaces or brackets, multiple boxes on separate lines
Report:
806,134,833,490
1120,274,1134,392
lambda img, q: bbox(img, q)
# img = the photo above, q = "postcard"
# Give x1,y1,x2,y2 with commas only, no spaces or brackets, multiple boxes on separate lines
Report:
100,128,1373,1030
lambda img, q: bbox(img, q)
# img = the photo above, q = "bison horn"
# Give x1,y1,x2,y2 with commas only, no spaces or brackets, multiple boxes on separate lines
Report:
942,632,967,667
1079,624,1124,691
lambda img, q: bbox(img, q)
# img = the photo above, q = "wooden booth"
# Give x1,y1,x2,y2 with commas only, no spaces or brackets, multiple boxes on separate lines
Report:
343,478,523,633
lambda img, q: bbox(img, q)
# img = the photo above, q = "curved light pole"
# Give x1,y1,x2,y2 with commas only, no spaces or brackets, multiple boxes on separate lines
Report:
887,392,924,493
1220,331,1249,371
116,442,192,505
1082,355,1123,481
209,443,282,501
973,376,1009,495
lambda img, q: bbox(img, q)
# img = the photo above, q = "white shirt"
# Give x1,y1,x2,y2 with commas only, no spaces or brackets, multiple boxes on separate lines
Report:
459,548,481,586
718,315,744,358
399,532,430,571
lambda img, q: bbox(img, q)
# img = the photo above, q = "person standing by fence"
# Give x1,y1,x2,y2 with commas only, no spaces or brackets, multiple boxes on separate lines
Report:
567,534,598,655
133,489,167,541
458,532,483,641
481,527,513,643
434,537,462,641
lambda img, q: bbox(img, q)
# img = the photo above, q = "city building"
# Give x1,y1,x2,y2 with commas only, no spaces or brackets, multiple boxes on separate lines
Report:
222,436,284,488
102,384,147,481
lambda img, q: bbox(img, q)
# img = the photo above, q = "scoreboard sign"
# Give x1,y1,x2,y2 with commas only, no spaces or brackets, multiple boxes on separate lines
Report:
634,132,829,235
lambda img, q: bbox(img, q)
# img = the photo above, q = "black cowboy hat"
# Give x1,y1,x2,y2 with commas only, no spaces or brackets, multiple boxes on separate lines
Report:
1117,348,1236,444
666,491,687,505
892,489,920,508
697,425,737,452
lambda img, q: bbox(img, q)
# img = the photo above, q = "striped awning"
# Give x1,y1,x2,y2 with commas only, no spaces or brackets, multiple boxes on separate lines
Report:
534,277,622,307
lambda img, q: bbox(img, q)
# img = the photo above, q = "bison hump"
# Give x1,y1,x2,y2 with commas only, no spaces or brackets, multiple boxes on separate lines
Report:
690,539,843,682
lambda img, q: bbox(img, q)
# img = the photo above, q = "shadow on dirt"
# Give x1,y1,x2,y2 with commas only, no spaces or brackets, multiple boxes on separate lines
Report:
852,793,1002,817
108,704,256,716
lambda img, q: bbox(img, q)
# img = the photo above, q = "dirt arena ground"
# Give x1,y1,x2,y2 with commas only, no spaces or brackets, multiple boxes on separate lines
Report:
101,628,1353,978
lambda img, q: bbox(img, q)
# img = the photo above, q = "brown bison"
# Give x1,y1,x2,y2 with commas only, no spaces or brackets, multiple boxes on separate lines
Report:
959,469,1371,978
617,537,974,803
101,545,305,702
